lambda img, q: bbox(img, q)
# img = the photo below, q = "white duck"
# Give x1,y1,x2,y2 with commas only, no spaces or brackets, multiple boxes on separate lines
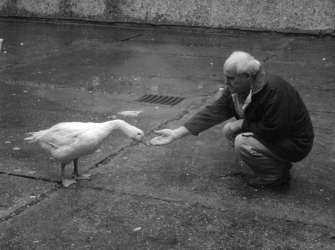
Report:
25,119,145,187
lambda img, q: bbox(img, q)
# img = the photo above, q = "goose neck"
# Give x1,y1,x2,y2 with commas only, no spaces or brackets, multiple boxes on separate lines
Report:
107,119,130,133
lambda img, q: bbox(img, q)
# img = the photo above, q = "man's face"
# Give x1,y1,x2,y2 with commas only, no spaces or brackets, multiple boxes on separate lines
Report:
224,73,251,94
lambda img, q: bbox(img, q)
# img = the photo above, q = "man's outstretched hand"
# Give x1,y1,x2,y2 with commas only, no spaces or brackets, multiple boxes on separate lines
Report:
150,129,176,145
150,126,190,146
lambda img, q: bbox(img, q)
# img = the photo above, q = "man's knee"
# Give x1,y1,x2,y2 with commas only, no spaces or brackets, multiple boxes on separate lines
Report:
234,133,262,158
222,123,230,138
234,134,247,154
222,122,236,140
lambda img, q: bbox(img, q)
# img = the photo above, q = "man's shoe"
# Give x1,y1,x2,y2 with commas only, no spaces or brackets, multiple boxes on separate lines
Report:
246,175,290,188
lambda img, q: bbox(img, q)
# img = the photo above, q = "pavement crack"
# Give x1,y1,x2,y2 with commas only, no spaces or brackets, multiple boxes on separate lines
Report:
0,171,58,184
82,185,190,206
86,139,147,172
87,146,128,172
0,187,59,223
119,33,143,42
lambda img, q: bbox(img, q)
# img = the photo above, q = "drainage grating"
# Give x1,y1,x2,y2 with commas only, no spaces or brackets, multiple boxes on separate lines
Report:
136,94,185,106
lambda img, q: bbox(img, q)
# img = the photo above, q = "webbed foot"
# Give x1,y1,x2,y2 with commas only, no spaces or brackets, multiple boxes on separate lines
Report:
74,173,91,180
62,178,77,187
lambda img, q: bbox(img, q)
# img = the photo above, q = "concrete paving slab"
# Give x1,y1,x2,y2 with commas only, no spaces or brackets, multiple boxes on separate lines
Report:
0,188,334,249
87,125,335,229
0,174,56,220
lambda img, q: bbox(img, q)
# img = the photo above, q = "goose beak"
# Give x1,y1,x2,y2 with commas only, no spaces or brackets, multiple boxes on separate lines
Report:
139,138,148,146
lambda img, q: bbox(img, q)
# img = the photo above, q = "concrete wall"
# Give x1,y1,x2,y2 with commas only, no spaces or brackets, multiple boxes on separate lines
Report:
0,0,334,34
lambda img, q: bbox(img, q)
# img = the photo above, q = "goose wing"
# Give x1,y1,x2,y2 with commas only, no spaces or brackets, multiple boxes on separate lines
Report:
25,122,92,148
47,122,108,161
26,122,108,161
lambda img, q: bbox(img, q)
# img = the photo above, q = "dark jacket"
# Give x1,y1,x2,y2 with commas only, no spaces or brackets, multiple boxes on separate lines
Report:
184,74,314,162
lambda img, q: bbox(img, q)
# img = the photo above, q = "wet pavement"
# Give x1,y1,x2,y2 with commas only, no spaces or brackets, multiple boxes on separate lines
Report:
0,19,335,249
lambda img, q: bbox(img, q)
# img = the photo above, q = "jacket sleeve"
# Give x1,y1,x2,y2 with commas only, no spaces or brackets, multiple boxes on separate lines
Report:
184,88,235,135
242,88,290,140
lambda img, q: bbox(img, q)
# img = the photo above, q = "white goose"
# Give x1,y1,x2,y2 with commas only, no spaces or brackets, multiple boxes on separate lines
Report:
25,119,145,187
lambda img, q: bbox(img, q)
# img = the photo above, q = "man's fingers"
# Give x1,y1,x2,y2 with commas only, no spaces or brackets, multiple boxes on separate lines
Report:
154,129,171,136
150,136,171,145
151,129,175,145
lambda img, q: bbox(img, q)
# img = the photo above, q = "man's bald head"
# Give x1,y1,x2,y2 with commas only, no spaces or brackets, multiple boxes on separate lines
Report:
223,51,261,77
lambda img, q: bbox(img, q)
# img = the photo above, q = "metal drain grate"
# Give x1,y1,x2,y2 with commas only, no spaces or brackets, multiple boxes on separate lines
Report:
136,94,185,106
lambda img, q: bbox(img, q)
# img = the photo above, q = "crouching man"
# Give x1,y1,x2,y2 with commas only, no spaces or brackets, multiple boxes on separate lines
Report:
150,51,314,188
